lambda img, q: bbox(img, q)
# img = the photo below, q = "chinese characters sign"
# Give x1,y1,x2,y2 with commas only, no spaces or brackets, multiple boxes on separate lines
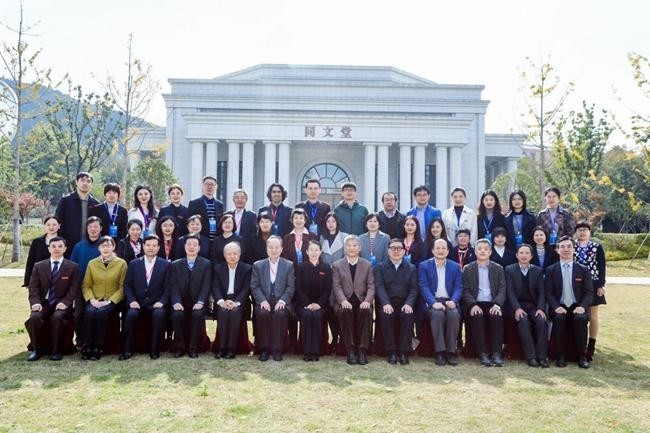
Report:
304,126,352,139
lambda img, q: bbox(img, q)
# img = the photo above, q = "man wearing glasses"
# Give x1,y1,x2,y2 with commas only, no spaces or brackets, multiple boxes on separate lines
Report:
188,176,224,240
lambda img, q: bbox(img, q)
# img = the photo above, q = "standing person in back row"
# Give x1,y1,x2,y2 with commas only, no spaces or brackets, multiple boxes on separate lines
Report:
259,183,293,237
407,185,441,241
377,192,406,240
55,172,100,258
333,182,368,236
295,179,331,237
536,187,575,247
188,176,224,240
442,187,477,247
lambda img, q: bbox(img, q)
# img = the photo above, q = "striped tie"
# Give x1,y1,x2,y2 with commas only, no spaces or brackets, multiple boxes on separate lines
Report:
48,261,60,307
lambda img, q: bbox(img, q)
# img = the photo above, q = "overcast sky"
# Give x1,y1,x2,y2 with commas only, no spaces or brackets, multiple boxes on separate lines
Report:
2,0,648,143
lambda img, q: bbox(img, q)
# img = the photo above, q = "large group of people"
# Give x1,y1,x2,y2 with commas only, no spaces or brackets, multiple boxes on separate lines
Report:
24,171,607,370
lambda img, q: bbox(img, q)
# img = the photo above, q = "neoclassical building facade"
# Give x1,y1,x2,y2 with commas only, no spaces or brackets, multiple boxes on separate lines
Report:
149,64,523,210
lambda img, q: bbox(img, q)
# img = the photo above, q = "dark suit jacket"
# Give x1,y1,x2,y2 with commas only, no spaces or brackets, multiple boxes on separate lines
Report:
531,247,559,271
230,209,257,240
28,258,80,308
250,257,295,312
212,261,252,306
504,210,536,247
448,246,476,268
168,256,212,307
544,261,594,311
295,261,331,308
90,202,129,241
187,196,224,237
331,257,375,305
258,203,293,237
490,247,517,269
117,237,144,264
505,263,545,312
124,256,171,309
55,191,100,254
158,203,190,236
477,213,507,240
374,260,418,307
294,200,331,236
418,258,463,306
24,235,52,287
462,261,507,308
175,234,211,259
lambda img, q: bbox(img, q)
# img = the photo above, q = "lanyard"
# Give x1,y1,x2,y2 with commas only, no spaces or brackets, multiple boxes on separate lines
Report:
139,206,150,228
270,205,278,222
547,208,557,232
457,249,466,268
483,215,493,233
404,237,414,254
294,233,303,251
145,261,155,283
308,202,318,221
105,202,118,225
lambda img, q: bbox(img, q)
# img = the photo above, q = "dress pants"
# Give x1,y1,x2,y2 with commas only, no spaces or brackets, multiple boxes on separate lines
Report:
336,295,372,352
378,303,414,353
215,304,244,351
254,300,289,353
551,304,589,356
84,302,117,348
428,303,461,353
122,307,166,353
297,307,326,356
467,302,504,355
25,307,70,354
171,307,206,351
74,291,86,346
515,304,548,360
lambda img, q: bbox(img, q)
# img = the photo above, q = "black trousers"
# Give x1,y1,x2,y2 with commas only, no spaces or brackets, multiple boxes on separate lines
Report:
84,302,117,348
467,302,504,355
74,291,86,346
336,296,372,352
428,304,461,353
25,307,70,354
171,307,206,351
297,307,326,356
378,303,414,353
122,307,167,353
551,304,589,357
215,304,244,351
514,305,548,360
254,300,289,353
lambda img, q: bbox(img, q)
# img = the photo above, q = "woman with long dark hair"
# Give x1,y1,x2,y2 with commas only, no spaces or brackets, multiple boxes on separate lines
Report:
128,185,158,238
476,189,507,243
116,219,145,264
24,215,61,287
319,212,348,267
530,226,559,271
155,215,179,261
245,212,274,264
401,216,429,266
504,189,536,248
424,217,452,259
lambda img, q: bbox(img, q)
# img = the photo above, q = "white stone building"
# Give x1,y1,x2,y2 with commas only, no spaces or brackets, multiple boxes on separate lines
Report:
148,64,523,210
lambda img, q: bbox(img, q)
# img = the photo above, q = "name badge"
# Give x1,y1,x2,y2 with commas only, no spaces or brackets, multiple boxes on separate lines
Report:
143,229,150,237
514,233,523,247
484,232,492,243
308,223,318,236
208,218,217,233
296,249,303,264
108,225,118,237
272,223,279,235
549,231,558,246
370,255,377,267
404,254,411,264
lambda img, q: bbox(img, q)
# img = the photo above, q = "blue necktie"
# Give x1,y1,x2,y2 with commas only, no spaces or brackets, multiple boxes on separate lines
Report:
48,261,60,307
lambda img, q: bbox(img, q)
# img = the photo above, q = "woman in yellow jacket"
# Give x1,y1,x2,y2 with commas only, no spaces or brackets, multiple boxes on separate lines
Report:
82,236,127,360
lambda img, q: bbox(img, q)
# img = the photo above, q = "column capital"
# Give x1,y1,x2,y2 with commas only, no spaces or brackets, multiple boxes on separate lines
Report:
398,142,427,147
363,141,392,147
263,140,291,145
434,142,466,148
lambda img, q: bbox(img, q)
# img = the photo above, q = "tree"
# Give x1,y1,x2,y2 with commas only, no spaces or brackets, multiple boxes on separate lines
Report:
127,153,177,207
518,55,574,202
41,81,124,191
489,157,539,209
627,52,650,146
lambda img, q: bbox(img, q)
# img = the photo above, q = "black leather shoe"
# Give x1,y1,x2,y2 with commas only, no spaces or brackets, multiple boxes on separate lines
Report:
258,351,270,362
446,352,458,366
225,350,235,359
174,350,185,358
492,353,505,367
272,351,283,361
27,351,41,362
214,350,225,359
398,353,409,365
527,358,539,367
313,356,319,362
49,352,63,361
578,356,590,369
346,351,358,365
556,355,567,367
539,358,550,368
435,352,446,366
387,353,398,364
358,351,368,365
479,353,492,367
118,352,132,361
150,352,160,360
188,351,198,359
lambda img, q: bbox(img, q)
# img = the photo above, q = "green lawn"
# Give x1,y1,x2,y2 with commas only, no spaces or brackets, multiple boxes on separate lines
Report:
0,278,648,433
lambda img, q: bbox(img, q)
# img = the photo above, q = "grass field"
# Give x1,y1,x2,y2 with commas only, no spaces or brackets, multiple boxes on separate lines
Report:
0,278,649,433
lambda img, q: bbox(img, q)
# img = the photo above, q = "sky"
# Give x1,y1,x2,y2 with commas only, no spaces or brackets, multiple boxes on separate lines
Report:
2,0,648,143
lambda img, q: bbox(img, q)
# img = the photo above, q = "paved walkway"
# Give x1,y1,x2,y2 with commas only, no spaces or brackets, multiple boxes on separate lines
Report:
0,268,648,285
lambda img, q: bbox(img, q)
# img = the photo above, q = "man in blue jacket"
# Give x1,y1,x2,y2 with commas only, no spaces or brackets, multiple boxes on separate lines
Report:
407,185,441,240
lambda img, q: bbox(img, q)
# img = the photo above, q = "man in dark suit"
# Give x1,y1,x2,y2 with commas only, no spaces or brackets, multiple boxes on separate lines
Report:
250,236,295,361
55,171,100,258
187,175,224,239
213,241,251,359
258,183,293,237
169,234,212,358
374,238,418,365
377,192,406,240
25,237,80,361
332,234,375,365
545,236,593,368
294,179,331,237
90,183,128,241
419,238,463,366
462,238,507,367
120,234,171,360
230,189,257,241
505,244,549,368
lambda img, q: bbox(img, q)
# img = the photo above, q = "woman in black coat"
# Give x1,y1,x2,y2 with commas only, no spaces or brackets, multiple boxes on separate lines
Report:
24,215,61,287
116,219,145,264
504,190,536,248
530,226,558,271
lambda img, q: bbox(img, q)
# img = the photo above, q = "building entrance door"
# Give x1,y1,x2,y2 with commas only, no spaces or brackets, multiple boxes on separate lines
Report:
300,162,351,208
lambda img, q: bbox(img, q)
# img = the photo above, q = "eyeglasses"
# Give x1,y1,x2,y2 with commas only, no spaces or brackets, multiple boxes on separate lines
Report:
389,246,404,251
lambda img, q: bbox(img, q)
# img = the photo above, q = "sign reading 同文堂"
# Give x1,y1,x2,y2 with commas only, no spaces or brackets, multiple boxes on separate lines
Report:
304,126,352,139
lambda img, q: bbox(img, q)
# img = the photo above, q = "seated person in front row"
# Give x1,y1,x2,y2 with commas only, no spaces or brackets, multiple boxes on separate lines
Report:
250,236,295,362
169,234,212,358
545,236,593,369
120,234,171,360
212,241,251,359
448,228,476,269
332,234,375,365
418,238,463,366
462,238,507,367
25,237,81,361
505,244,549,368
490,227,517,269
374,238,418,365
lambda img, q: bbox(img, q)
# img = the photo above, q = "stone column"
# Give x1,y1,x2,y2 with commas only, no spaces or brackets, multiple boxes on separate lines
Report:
241,141,255,207
412,144,426,189
449,145,462,191
376,143,390,206
227,141,240,201
205,141,218,178
264,141,277,192
190,141,204,199
278,141,291,204
363,143,377,212
507,157,518,173
435,145,448,209
399,144,412,209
